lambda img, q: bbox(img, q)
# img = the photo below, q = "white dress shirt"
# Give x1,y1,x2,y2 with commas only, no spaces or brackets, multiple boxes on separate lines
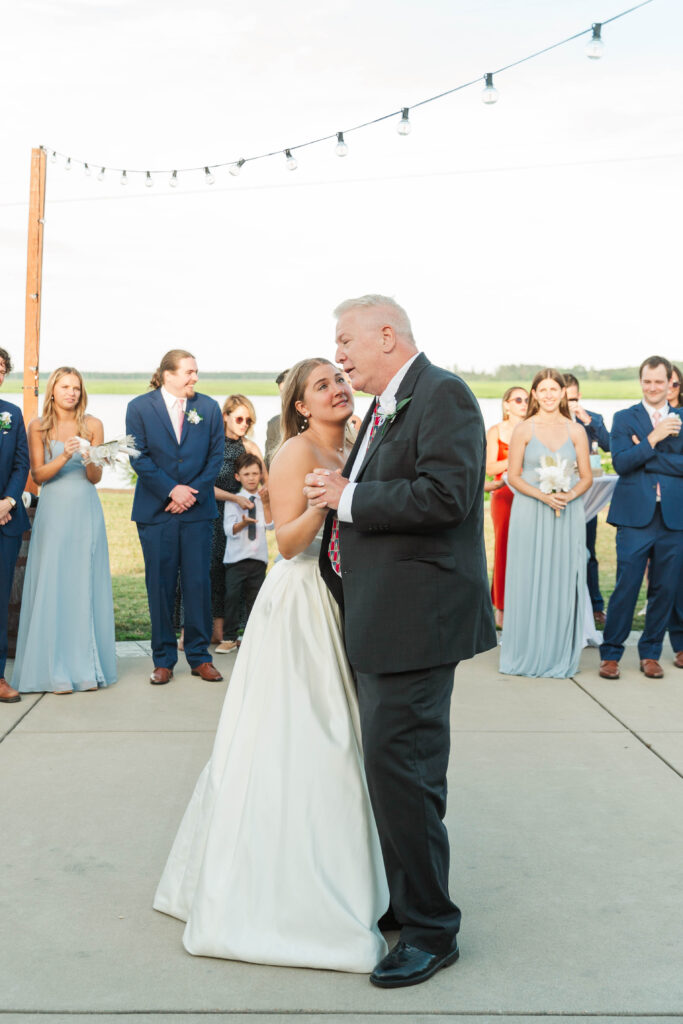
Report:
337,353,420,523
223,489,274,566
160,386,186,443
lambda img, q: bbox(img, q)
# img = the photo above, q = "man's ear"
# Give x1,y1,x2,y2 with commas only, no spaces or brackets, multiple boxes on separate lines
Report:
381,325,397,352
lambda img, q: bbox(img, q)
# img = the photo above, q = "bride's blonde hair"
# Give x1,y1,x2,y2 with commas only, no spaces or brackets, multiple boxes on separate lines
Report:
40,367,92,443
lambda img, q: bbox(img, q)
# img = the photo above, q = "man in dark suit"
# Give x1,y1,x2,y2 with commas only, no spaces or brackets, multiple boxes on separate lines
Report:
0,347,30,704
600,356,683,680
126,350,225,685
306,295,496,988
564,373,611,625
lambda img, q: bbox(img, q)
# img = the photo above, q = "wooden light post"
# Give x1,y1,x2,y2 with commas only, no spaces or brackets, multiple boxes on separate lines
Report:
22,146,46,493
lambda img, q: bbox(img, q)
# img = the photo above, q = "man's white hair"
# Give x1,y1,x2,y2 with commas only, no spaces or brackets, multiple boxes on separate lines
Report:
333,294,415,343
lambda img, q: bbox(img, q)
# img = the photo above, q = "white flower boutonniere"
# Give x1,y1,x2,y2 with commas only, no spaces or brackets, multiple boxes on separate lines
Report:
0,412,12,433
377,395,412,436
185,409,203,425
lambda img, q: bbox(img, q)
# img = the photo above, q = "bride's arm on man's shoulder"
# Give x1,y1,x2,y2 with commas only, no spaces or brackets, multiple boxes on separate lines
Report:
269,437,327,559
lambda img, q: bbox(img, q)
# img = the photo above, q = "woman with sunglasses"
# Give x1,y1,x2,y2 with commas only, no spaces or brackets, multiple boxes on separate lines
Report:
209,395,268,645
485,387,528,628
668,365,683,409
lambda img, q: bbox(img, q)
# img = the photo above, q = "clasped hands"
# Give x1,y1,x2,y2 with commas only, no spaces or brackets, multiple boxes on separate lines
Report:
166,484,198,514
303,469,349,511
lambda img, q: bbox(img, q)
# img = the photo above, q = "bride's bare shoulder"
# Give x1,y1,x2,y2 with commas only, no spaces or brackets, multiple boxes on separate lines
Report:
269,434,316,479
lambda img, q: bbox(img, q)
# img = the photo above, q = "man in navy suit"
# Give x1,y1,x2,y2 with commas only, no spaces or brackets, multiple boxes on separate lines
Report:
564,373,611,625
0,347,30,704
600,356,683,679
126,350,225,684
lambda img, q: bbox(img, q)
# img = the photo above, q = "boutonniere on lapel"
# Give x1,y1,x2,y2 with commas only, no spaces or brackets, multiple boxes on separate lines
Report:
0,412,12,433
185,409,203,426
377,395,412,437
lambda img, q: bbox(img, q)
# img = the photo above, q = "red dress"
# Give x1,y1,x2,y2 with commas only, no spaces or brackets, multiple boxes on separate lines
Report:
490,436,514,611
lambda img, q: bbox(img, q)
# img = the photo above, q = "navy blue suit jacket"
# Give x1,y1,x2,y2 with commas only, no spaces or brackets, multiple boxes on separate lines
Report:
582,410,610,452
125,390,225,525
608,403,683,530
0,399,30,537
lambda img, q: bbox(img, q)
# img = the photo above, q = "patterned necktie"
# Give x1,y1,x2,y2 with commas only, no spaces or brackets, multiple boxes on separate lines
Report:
653,410,661,498
327,404,385,576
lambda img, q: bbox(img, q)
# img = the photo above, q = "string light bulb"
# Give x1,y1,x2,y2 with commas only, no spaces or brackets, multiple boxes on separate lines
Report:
65,157,72,170
397,108,411,135
335,132,348,157
50,151,57,163
120,170,128,186
145,171,153,188
585,23,605,59
229,159,245,176
169,170,178,188
97,166,105,181
481,73,499,104
84,162,91,176
284,149,297,171
204,166,215,184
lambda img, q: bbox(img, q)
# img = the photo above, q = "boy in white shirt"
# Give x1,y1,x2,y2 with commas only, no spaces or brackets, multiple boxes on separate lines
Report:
216,453,273,653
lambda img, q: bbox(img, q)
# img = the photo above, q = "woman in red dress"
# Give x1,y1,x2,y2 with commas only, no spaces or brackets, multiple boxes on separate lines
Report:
486,387,528,627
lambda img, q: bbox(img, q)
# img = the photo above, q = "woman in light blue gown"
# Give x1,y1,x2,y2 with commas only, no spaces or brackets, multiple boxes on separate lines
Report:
500,369,593,678
13,367,117,694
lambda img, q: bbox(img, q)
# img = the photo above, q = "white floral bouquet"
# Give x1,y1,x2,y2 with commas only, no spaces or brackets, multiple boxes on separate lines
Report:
77,434,141,468
536,455,572,518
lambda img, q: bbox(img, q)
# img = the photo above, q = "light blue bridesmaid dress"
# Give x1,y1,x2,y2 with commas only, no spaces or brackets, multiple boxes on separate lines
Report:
500,424,586,678
12,442,117,692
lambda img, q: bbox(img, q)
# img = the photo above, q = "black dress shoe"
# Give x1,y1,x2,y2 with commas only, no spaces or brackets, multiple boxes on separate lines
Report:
370,939,459,988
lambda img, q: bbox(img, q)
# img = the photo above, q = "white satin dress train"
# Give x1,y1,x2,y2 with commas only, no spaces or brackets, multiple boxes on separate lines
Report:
153,534,389,972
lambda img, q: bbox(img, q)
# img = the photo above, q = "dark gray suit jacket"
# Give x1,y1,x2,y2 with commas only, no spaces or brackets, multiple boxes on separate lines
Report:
320,353,497,674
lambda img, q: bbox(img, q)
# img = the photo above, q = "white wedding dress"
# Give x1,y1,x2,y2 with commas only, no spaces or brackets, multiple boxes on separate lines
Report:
153,533,389,972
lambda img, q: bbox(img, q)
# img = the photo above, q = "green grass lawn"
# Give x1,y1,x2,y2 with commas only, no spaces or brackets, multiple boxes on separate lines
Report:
104,491,644,640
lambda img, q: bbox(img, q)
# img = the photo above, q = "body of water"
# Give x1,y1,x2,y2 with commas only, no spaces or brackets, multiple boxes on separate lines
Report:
60,393,633,490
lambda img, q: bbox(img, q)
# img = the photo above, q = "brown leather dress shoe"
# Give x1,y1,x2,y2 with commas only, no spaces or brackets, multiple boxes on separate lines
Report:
599,660,620,679
150,667,173,685
640,659,664,678
674,651,683,669
191,662,223,682
0,678,21,703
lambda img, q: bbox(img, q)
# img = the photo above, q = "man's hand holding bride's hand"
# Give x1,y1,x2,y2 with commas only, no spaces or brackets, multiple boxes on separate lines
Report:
303,469,348,511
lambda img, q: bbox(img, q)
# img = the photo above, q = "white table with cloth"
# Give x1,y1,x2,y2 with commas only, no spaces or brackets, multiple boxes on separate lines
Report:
582,475,618,647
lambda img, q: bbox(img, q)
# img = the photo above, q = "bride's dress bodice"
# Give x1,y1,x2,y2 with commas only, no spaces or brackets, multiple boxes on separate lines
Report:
293,528,323,563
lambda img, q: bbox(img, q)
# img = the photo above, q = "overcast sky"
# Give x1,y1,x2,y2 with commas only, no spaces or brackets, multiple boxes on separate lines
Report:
0,0,680,376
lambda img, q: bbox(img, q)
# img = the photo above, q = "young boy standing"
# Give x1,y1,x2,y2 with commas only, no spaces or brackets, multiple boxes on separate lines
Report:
216,452,273,654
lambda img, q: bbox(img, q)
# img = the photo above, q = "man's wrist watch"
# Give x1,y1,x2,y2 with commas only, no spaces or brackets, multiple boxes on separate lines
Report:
5,497,16,509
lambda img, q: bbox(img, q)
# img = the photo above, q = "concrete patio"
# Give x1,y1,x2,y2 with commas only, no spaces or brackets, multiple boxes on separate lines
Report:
2,637,682,1023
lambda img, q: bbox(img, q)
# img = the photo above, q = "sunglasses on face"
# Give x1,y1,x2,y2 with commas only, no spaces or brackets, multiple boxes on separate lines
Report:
233,415,253,425
509,397,528,404
672,382,681,389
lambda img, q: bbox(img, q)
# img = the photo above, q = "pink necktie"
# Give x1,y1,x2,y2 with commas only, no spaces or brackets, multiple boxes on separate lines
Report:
328,405,384,577
176,400,184,444
653,410,661,498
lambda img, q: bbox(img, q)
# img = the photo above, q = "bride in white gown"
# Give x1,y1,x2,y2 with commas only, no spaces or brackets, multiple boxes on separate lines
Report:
154,358,389,972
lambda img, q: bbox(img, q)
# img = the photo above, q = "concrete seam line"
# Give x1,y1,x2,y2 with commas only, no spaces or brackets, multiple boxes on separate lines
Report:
570,676,683,782
0,692,46,745
2,1011,683,1018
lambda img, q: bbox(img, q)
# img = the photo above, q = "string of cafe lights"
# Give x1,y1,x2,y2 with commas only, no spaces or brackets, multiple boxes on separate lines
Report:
43,0,654,190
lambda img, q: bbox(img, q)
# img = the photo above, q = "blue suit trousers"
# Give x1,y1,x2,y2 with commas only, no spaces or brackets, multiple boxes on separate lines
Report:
0,532,22,677
137,517,213,669
601,506,683,662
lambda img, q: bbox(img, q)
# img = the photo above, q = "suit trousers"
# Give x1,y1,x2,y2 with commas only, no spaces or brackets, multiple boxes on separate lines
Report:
585,516,604,612
356,661,460,954
601,505,683,662
137,516,213,669
0,532,22,677
223,558,266,640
